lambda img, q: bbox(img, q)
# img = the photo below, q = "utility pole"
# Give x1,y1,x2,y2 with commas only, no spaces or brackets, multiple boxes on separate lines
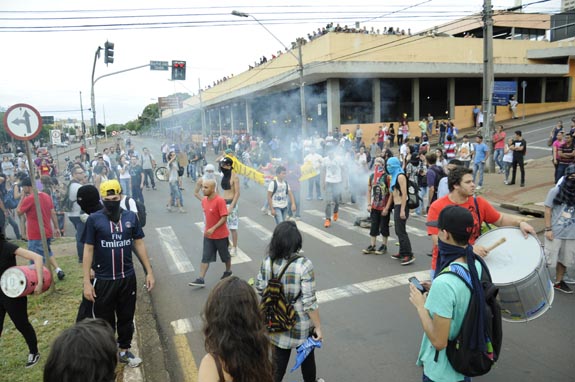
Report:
482,0,495,172
91,46,102,153
199,78,207,137
298,42,307,140
79,91,87,147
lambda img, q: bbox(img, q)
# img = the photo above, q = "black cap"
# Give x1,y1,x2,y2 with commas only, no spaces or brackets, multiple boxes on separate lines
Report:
427,205,474,237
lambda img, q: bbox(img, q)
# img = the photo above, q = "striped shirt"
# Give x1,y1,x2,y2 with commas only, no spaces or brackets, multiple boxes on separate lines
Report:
256,255,319,349
84,209,144,281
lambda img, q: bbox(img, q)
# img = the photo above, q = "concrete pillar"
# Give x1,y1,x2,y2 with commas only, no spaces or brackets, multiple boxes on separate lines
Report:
245,100,252,134
218,108,222,136
230,105,235,137
326,78,341,134
372,79,381,123
541,78,547,103
412,78,420,121
448,78,455,119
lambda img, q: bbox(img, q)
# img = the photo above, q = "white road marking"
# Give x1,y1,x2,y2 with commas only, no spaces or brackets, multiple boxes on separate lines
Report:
155,226,195,274
170,269,432,334
193,222,252,265
239,216,272,241
526,145,552,151
295,220,352,247
304,209,394,241
317,269,430,304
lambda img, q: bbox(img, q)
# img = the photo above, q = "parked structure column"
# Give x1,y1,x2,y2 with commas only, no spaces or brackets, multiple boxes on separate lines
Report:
245,100,252,134
541,78,547,103
326,78,341,134
230,104,235,137
372,79,381,123
412,78,420,121
448,78,455,119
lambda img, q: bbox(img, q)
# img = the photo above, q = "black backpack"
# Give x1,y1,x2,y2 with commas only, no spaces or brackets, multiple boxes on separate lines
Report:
429,166,446,201
260,255,301,333
126,197,147,227
400,173,421,209
435,257,503,377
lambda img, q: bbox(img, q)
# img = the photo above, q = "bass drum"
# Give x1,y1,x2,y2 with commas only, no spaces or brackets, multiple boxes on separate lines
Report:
476,227,554,322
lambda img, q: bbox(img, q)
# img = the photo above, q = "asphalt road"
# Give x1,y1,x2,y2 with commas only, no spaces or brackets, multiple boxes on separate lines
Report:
122,124,574,382
46,120,572,382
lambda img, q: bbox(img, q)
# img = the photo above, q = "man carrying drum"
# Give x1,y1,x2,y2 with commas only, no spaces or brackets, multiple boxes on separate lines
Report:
427,166,536,279
544,164,575,294
0,232,45,368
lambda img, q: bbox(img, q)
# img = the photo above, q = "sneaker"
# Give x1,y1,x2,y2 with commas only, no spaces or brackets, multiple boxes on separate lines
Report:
188,278,205,287
317,196,323,200
57,270,66,281
230,247,238,257
166,206,173,212
362,245,376,255
333,212,339,222
324,218,331,228
317,379,326,382
520,183,525,187
306,197,312,201
376,244,387,255
390,253,401,260
476,186,482,190
504,180,509,185
179,208,186,213
119,350,143,368
400,255,415,266
25,353,40,368
221,271,233,280
553,280,573,294
563,274,575,285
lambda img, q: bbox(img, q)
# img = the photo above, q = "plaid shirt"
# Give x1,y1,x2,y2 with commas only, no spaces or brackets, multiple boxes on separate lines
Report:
256,255,319,349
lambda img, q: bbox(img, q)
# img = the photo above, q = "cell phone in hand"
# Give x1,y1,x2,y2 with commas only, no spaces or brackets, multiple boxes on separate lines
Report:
409,276,426,294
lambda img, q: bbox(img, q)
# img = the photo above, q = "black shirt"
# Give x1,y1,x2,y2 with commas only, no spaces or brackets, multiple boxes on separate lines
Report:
512,139,527,158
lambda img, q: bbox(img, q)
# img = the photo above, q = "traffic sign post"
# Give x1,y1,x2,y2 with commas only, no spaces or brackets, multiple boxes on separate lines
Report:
3,103,43,141
521,80,527,120
50,129,62,145
3,103,55,291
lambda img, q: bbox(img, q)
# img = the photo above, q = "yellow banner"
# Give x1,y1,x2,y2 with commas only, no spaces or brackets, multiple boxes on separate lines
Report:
299,161,318,182
228,156,265,185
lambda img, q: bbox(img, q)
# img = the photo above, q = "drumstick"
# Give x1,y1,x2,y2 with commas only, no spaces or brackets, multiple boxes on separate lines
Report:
485,237,506,252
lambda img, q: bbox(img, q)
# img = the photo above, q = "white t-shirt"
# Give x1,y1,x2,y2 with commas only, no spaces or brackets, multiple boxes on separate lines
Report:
118,164,131,180
322,156,342,183
268,179,289,208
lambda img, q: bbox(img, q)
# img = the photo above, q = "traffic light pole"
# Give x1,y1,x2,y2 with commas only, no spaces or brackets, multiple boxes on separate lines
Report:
91,61,150,152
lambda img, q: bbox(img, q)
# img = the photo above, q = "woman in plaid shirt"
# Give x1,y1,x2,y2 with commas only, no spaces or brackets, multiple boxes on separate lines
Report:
256,221,324,382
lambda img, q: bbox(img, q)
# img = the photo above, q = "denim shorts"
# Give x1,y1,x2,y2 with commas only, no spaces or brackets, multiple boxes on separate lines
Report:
28,238,54,261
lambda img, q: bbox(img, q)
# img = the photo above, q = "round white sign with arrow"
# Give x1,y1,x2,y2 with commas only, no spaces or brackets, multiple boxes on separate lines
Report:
3,103,43,141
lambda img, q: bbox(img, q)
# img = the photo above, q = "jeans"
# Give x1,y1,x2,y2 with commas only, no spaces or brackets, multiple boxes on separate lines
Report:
393,205,412,256
307,175,321,199
273,346,316,382
28,238,54,261
143,168,155,188
131,185,145,204
439,131,446,144
0,213,21,239
68,216,85,262
119,178,131,197
169,181,183,207
556,162,569,184
493,148,504,171
273,207,288,224
504,161,512,182
187,162,197,181
473,161,485,187
325,182,341,219
417,186,428,215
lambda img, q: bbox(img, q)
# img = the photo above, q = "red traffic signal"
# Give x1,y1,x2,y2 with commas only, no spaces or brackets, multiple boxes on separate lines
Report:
171,60,186,80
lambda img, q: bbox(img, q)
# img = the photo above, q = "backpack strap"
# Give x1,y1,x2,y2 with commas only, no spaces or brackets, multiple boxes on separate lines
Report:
125,197,132,212
276,255,301,280
473,196,492,231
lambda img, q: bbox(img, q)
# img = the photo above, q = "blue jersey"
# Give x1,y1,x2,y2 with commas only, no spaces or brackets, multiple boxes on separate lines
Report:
84,209,144,280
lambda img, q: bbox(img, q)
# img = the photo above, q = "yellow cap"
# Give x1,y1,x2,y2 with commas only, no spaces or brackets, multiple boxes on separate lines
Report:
100,179,122,197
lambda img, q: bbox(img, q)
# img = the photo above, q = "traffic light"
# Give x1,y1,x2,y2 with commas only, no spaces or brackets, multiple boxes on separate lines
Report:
104,41,114,65
171,60,186,81
97,123,106,135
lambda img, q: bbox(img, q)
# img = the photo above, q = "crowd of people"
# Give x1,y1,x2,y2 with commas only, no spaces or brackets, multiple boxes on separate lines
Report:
2,110,575,381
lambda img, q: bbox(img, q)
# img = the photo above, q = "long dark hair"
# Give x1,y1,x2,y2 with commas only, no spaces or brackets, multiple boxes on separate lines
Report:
203,277,273,382
267,220,302,260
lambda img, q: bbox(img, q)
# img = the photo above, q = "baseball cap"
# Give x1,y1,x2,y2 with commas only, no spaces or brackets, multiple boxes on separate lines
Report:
99,179,122,197
426,205,474,237
20,177,32,187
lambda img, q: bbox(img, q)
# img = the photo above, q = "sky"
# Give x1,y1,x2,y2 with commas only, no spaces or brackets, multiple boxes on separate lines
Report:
0,0,561,125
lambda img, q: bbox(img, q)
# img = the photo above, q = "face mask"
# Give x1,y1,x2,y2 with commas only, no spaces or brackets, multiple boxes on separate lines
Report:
102,200,121,222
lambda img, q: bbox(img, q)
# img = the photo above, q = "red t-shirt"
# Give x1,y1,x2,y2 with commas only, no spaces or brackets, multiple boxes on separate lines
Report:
493,132,506,150
426,195,501,271
19,192,54,240
201,194,229,239
377,130,385,143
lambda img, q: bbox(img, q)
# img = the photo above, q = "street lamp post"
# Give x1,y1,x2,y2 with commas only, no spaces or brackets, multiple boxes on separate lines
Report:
231,10,307,140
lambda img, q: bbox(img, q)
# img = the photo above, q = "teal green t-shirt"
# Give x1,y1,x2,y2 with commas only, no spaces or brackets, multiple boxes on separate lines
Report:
416,261,483,382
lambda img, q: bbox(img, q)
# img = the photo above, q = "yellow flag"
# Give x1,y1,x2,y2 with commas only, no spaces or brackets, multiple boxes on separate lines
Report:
227,155,265,185
299,161,318,182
